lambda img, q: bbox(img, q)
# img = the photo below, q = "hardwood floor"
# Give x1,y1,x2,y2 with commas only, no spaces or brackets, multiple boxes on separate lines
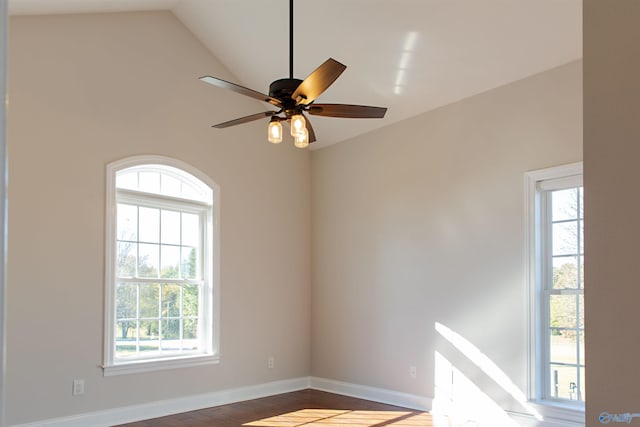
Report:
114,389,437,426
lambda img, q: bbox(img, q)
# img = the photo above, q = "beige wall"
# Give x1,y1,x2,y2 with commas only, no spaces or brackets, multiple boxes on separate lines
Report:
6,12,310,425
311,61,582,414
584,2,640,425
6,8,589,426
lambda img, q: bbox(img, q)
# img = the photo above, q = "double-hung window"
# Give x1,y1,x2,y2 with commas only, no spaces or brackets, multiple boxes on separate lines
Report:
104,156,220,375
526,162,584,417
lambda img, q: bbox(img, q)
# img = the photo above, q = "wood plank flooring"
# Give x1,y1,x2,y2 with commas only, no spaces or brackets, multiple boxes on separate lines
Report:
114,388,437,426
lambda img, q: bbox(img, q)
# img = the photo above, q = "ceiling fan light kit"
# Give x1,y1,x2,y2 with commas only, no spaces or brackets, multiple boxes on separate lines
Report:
199,0,387,148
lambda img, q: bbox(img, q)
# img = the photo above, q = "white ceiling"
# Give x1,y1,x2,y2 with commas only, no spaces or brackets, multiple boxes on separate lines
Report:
9,0,582,149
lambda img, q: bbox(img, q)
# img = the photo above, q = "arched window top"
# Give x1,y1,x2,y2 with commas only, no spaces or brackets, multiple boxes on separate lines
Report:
112,157,213,204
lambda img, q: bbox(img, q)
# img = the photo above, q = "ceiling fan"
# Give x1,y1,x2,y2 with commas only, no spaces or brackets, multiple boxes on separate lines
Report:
199,0,387,148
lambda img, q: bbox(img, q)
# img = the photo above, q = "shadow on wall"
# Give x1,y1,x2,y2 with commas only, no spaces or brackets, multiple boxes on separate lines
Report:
433,322,542,426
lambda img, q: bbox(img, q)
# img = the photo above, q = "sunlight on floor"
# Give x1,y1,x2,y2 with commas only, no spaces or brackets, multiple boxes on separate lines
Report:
243,408,445,426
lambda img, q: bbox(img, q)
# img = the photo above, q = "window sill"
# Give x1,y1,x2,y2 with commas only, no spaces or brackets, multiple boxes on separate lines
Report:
529,400,585,424
103,354,220,376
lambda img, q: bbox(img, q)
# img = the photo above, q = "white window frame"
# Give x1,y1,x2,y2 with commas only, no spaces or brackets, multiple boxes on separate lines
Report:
103,155,220,376
525,162,584,423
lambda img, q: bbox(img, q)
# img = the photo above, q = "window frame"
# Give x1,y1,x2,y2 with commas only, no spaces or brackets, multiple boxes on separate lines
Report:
525,162,584,421
103,155,220,376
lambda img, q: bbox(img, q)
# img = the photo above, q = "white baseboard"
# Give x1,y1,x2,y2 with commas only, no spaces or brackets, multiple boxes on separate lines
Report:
10,376,583,427
309,376,432,411
10,377,310,427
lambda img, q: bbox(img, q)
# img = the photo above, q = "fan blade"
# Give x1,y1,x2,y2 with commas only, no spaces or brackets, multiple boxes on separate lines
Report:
291,58,346,105
213,111,277,128
308,104,387,119
200,76,281,106
302,112,317,143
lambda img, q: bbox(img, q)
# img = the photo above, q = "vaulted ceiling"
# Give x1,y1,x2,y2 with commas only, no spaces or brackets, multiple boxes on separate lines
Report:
9,0,582,149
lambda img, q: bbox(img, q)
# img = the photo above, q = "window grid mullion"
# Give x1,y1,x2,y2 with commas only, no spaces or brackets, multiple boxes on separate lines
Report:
577,190,583,290
179,285,184,352
576,188,583,400
159,284,164,353
158,208,163,281
136,206,141,278
542,189,553,400
135,284,140,355
548,289,582,295
576,294,582,400
116,277,203,285
155,282,160,352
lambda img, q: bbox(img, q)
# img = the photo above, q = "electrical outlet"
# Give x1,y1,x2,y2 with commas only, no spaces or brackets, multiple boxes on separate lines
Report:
409,366,417,379
268,356,274,369
72,379,85,396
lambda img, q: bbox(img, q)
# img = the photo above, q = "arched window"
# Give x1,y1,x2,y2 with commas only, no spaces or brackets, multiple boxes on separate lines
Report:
103,156,220,375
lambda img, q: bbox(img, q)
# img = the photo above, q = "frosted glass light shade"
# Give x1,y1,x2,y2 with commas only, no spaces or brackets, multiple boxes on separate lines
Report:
290,114,305,137
268,120,283,143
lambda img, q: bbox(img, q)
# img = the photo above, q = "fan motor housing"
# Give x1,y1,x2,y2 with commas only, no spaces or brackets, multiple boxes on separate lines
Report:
269,78,303,101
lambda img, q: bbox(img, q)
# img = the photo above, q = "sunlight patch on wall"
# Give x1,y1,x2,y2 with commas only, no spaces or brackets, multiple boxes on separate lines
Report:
433,322,542,425
433,351,520,426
